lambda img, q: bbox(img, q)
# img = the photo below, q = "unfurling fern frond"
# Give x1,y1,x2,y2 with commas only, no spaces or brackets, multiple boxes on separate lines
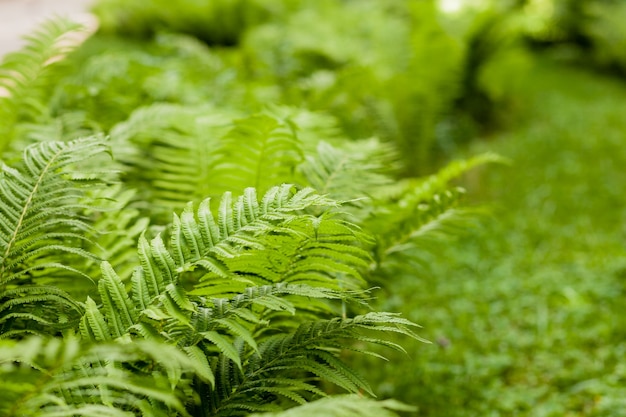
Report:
0,18,90,154
0,137,112,336
0,336,197,417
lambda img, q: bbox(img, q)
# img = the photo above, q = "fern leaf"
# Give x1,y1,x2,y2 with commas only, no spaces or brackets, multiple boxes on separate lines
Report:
0,137,112,335
183,345,215,386
0,337,195,417
202,330,242,370
211,114,304,196
300,139,396,210
97,262,138,338
249,395,414,417
109,104,234,220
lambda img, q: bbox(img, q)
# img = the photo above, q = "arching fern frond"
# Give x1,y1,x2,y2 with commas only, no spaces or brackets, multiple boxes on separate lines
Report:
80,185,360,344
365,153,504,275
0,18,90,154
211,312,421,414
0,137,112,335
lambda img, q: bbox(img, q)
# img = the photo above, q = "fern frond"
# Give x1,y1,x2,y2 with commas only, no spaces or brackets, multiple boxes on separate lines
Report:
213,312,421,413
109,104,234,219
218,214,370,293
0,336,196,417
0,18,90,154
364,153,504,274
412,152,507,201
211,113,304,196
371,187,480,275
249,395,413,417
0,137,112,335
76,184,421,415
80,186,359,344
299,139,396,208
81,185,149,282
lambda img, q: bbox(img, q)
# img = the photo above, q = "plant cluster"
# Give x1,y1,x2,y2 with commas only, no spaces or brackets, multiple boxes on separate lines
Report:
0,9,497,416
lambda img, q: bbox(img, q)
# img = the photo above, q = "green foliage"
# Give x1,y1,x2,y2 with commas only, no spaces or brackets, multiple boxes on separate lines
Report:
249,395,415,417
581,1,626,73
0,8,495,416
0,138,112,336
0,336,196,416
33,0,518,176
358,60,626,416
92,0,285,46
241,0,464,174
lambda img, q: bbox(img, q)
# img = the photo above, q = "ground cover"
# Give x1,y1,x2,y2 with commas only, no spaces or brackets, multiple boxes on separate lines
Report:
364,59,626,416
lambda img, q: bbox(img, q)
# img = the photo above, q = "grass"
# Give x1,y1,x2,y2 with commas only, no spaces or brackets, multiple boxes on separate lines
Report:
361,58,626,416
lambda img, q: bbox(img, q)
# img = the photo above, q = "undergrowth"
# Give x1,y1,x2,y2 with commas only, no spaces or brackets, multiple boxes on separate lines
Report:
0,11,499,417
359,59,626,416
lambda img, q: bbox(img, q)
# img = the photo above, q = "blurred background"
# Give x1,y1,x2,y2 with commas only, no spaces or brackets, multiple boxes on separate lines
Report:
2,0,626,415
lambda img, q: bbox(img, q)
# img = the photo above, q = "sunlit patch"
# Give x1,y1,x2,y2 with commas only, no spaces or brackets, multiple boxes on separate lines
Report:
439,0,464,14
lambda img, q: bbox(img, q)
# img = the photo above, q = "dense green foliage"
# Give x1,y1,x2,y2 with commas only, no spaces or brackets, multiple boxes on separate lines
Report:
4,0,626,415
29,0,525,175
0,5,495,415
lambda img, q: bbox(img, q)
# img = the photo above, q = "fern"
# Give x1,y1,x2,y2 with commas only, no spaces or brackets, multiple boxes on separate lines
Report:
110,107,307,220
249,395,414,417
0,11,501,416
79,185,364,342
211,113,304,196
74,185,422,415
211,312,421,414
0,336,197,416
0,137,113,336
109,104,234,219
359,154,504,274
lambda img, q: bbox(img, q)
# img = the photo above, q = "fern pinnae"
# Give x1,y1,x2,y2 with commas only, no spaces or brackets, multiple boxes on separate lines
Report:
218,191,235,240
98,262,138,338
81,297,112,342
0,138,108,282
197,197,221,249
136,234,170,299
